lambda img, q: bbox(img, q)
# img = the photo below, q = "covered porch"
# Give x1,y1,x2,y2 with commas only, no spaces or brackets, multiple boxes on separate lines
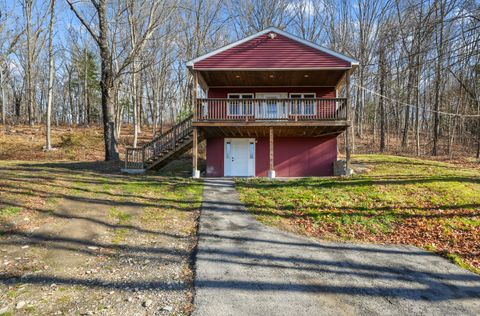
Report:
189,67,353,178
192,68,350,123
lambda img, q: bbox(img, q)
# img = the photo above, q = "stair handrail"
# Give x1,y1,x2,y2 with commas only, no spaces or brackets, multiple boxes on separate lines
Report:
142,114,193,150
125,115,193,169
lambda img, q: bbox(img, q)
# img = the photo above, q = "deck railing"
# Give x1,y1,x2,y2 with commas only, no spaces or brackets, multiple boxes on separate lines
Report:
194,98,347,122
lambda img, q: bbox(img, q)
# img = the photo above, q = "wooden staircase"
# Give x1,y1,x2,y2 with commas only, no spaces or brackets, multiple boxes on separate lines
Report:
124,115,199,172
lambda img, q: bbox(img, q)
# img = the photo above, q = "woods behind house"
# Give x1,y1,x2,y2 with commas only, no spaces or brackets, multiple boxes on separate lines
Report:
0,0,478,160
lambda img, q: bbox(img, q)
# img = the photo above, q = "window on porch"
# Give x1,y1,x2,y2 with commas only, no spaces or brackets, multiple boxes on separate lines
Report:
227,94,254,116
290,93,316,115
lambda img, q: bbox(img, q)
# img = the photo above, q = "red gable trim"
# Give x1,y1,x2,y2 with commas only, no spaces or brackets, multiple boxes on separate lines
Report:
188,27,358,70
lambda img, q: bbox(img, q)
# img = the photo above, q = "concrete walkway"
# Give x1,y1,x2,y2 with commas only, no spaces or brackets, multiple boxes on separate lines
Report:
193,178,480,316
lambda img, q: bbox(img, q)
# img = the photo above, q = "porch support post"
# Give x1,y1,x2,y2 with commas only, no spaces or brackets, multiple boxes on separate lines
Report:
268,127,275,179
192,127,200,178
345,70,352,176
192,70,198,120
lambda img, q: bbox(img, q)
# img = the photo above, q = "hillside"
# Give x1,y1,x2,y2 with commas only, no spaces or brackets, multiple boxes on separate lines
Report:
0,124,158,161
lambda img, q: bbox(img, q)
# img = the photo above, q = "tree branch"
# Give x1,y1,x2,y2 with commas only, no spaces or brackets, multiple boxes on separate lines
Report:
65,0,100,46
115,2,163,79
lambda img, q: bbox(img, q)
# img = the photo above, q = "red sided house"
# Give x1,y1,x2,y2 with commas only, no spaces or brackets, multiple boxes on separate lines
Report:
124,27,358,177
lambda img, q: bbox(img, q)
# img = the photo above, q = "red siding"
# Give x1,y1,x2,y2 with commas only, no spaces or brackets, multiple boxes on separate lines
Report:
207,87,336,98
194,32,350,69
256,136,337,177
205,136,337,177
206,138,224,177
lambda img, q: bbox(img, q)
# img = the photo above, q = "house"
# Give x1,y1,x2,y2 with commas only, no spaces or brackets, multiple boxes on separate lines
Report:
124,27,358,177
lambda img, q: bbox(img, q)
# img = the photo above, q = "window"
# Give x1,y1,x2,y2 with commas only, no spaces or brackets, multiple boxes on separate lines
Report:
226,141,231,159
249,142,255,159
290,93,316,115
228,94,254,116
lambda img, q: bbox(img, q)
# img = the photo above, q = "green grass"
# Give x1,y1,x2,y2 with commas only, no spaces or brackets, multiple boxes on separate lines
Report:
112,228,128,244
237,155,479,226
0,133,204,313
236,154,480,271
444,253,480,274
57,294,71,304
0,206,22,217
0,159,204,251
6,289,18,299
25,305,36,313
109,207,132,224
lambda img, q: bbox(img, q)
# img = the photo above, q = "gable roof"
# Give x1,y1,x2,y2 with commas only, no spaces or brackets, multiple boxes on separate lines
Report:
187,27,359,70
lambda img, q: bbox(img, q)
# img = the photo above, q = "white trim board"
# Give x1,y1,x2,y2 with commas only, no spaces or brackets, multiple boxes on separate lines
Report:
255,92,289,98
227,93,255,98
187,27,359,68
288,92,316,98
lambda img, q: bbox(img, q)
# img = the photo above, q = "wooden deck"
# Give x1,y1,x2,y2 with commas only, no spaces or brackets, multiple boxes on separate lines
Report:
193,98,348,124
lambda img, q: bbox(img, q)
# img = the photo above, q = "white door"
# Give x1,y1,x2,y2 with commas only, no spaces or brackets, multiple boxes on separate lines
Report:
256,93,288,119
224,138,255,177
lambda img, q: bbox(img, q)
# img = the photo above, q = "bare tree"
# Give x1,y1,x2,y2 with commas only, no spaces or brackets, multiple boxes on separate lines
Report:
432,0,455,155
377,22,389,152
66,0,166,161
45,0,55,150
23,0,34,125
229,0,291,36
0,7,22,124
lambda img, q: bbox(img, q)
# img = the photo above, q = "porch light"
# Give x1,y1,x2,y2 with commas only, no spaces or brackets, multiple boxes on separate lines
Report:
304,74,309,78
269,74,275,78
235,75,240,78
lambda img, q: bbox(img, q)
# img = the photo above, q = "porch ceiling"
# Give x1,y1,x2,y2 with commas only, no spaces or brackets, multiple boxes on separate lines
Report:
199,125,347,138
198,70,346,87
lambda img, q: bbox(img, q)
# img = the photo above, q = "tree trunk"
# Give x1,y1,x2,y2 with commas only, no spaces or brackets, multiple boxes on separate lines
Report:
448,86,463,158
414,56,421,156
67,67,75,125
25,0,35,126
138,75,144,133
477,111,480,160
401,64,414,148
131,62,138,147
45,0,56,151
379,47,386,152
86,94,91,125
432,0,446,156
14,92,21,119
1,68,5,125
98,0,119,161
83,48,89,125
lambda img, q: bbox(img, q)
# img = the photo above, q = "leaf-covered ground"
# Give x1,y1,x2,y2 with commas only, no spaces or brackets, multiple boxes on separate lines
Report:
0,125,157,161
236,155,480,273
0,161,203,315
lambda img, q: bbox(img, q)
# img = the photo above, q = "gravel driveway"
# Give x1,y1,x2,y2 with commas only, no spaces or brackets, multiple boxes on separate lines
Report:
193,178,480,316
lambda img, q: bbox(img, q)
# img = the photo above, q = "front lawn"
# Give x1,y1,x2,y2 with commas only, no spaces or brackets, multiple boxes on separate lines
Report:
0,161,203,315
236,155,480,273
